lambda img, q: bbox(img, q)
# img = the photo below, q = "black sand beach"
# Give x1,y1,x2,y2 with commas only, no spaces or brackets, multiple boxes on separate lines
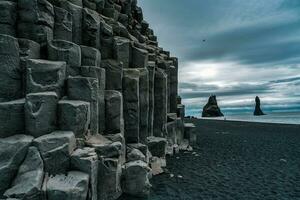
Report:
121,119,300,200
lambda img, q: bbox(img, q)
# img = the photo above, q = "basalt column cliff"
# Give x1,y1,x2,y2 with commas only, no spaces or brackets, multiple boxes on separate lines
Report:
0,0,188,199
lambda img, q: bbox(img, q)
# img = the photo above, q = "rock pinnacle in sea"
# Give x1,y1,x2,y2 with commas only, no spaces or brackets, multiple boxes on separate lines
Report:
254,96,266,116
202,95,224,117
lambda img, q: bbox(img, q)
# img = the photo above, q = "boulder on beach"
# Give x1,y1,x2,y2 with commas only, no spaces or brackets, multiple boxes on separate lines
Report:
202,95,224,117
254,96,266,116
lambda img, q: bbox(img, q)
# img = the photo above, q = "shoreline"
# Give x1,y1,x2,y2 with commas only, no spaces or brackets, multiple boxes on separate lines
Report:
195,117,300,126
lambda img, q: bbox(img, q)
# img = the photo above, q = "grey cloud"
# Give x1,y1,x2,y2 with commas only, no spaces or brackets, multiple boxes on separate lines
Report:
186,19,300,65
180,82,272,99
269,76,300,84
179,82,218,91
139,0,300,114
180,75,300,101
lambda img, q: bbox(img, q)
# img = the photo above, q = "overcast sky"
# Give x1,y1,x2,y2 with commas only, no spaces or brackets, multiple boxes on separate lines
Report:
139,0,300,116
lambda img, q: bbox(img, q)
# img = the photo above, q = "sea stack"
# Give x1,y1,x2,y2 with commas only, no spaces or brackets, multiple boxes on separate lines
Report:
202,95,224,117
254,96,266,116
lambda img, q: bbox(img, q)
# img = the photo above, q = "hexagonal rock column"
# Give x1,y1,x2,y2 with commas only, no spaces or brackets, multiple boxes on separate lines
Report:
0,34,21,102
102,4,119,19
157,59,171,113
82,0,101,11
177,104,185,120
127,147,147,163
118,13,128,27
106,133,126,165
18,38,41,59
137,68,149,144
169,65,177,113
60,0,83,44
25,92,58,138
58,100,90,138
82,8,101,49
85,134,123,159
18,0,54,49
80,66,106,134
81,45,101,67
147,62,156,137
0,1,17,36
184,123,197,145
47,171,89,200
47,39,81,76
0,134,33,196
127,143,149,162
25,59,66,97
176,117,185,145
170,57,179,113
97,158,122,200
33,131,76,175
104,90,124,135
113,36,131,68
18,39,41,96
100,20,114,59
166,113,178,146
3,147,44,200
67,77,99,135
147,136,167,158
122,69,140,143
121,160,152,198
131,45,148,68
0,99,25,138
53,6,72,41
71,147,99,200
153,68,168,137
102,59,123,92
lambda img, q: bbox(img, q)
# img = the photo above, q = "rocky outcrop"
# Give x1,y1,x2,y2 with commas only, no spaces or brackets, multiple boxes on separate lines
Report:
202,95,224,117
0,0,193,199
254,96,266,116
33,131,76,175
121,160,152,197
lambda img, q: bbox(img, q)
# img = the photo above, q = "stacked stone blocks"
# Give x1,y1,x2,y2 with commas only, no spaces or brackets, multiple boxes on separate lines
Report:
0,0,187,199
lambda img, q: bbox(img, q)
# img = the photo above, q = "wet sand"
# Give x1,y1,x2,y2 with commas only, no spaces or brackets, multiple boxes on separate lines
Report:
120,119,300,200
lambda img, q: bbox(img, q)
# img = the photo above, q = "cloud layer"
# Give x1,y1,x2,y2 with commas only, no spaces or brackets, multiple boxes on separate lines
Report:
139,0,300,116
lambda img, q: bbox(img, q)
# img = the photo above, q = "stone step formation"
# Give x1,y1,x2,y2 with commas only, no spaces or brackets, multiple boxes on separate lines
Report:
0,0,189,199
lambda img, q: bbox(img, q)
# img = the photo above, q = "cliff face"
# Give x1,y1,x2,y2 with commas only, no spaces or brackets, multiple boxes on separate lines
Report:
0,0,186,199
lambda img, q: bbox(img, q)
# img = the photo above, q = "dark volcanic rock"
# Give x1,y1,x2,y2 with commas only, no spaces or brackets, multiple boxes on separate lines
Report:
0,0,184,199
254,96,266,116
202,95,224,117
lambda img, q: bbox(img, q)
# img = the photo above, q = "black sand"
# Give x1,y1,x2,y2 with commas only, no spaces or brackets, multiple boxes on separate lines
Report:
121,119,300,200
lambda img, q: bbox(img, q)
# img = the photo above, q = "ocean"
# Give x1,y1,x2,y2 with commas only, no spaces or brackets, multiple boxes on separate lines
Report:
200,111,300,125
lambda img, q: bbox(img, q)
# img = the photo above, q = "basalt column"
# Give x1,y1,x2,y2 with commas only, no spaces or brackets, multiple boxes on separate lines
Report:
0,0,185,199
137,68,149,143
122,69,140,143
147,61,156,137
0,35,22,102
153,68,168,137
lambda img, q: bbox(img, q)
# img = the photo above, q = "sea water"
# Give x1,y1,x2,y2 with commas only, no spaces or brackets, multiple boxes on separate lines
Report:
201,112,300,125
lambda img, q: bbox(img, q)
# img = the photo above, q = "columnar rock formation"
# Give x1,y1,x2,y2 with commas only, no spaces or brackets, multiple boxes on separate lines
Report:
0,0,188,199
254,96,266,116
